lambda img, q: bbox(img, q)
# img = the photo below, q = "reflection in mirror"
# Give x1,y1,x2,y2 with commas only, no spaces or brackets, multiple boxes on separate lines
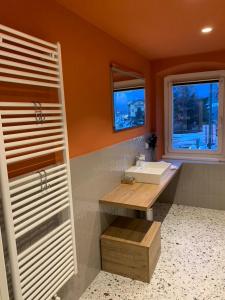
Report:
111,64,146,131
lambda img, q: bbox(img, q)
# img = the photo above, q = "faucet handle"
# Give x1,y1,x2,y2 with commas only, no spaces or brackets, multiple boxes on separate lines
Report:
139,154,145,161
135,153,145,166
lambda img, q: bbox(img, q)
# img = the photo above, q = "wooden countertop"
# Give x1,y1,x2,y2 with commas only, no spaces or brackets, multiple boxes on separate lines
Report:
100,161,182,211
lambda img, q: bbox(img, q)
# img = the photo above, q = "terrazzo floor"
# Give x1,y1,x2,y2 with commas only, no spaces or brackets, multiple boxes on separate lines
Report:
80,204,225,300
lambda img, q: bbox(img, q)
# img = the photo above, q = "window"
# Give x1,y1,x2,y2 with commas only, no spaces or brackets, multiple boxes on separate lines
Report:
164,71,225,160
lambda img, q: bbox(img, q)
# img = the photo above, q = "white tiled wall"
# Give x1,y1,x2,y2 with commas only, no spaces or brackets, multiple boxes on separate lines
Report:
158,162,225,210
59,135,151,300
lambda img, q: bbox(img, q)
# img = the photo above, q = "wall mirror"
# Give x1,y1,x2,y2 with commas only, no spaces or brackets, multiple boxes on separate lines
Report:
111,64,146,131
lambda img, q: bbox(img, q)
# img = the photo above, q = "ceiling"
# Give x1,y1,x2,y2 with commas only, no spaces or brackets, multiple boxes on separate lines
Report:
56,0,225,60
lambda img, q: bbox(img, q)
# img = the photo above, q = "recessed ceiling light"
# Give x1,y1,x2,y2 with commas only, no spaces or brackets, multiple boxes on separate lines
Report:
201,27,213,34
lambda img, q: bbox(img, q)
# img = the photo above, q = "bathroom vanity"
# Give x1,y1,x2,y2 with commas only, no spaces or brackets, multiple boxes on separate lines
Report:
100,161,182,211
99,160,182,282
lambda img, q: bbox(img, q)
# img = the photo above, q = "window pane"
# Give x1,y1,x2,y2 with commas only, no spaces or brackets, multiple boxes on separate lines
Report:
113,88,145,131
172,81,219,151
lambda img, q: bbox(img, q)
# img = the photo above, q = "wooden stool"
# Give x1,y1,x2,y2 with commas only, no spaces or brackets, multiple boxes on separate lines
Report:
101,216,161,283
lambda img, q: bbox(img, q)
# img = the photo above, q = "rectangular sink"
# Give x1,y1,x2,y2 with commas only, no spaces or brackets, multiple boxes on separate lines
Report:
125,161,172,184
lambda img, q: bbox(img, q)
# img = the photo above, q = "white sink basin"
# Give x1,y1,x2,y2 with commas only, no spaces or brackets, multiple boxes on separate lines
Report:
125,161,172,184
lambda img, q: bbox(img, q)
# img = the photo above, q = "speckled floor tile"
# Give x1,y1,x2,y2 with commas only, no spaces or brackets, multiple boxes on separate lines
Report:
79,204,225,300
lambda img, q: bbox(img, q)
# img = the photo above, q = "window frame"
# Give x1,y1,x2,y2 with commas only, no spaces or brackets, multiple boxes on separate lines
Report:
163,70,225,161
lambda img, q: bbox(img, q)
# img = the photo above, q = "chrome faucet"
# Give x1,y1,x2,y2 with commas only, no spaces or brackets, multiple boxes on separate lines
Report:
135,153,145,166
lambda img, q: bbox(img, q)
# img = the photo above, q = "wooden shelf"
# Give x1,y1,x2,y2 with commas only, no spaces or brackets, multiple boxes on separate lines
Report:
100,161,182,211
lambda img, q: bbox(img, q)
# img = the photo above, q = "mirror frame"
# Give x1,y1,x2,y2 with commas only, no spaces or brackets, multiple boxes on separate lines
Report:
110,63,146,132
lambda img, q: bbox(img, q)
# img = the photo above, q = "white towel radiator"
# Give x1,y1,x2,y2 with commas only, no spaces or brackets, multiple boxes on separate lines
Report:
0,24,77,300
0,226,10,300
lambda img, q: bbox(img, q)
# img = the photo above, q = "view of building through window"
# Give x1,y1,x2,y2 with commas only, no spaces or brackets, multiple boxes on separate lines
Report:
113,88,145,131
172,80,219,151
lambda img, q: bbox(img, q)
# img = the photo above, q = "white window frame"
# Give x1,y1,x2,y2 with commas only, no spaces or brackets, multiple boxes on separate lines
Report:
163,70,225,161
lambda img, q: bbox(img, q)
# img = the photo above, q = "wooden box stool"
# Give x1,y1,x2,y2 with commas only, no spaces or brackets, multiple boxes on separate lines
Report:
100,216,161,283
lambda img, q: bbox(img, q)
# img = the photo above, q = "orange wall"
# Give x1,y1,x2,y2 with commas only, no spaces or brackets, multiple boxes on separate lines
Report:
151,50,225,159
0,0,151,158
